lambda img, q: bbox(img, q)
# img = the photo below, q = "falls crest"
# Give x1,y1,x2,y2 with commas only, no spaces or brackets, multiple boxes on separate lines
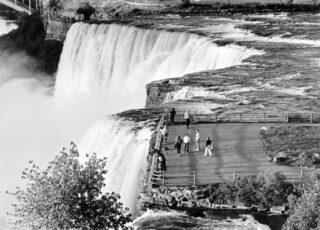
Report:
55,22,262,112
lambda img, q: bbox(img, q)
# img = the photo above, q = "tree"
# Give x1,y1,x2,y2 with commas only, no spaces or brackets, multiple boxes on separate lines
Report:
8,143,132,230
283,170,320,230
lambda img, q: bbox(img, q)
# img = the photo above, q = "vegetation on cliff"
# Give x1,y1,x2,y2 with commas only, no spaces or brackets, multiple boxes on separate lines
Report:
260,126,320,167
7,144,132,230
283,170,320,230
0,13,63,75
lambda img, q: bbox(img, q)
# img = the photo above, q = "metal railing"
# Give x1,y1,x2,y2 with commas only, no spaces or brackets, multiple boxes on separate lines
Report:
147,115,165,192
173,112,320,124
163,169,314,187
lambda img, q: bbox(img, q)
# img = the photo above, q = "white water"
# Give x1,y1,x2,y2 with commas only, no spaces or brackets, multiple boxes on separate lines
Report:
132,210,271,230
201,22,320,46
55,23,263,111
79,117,153,214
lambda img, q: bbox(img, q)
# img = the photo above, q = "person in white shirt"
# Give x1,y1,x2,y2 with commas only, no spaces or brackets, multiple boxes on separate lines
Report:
195,129,200,151
183,134,190,154
160,125,169,150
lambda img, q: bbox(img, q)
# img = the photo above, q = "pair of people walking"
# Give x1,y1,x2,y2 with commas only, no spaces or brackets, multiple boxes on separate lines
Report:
194,130,213,157
174,134,190,155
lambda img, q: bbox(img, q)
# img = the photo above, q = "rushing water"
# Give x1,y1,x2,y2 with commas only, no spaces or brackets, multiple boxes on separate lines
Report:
55,23,262,111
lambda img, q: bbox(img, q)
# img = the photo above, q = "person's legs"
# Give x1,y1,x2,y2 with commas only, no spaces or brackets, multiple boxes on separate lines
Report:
196,140,200,151
186,143,189,153
204,147,208,156
177,145,181,155
186,119,190,129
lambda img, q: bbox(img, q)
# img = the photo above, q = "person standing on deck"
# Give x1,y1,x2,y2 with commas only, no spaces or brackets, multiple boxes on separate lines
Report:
184,110,191,129
158,153,167,171
195,129,200,151
204,137,213,157
175,135,183,156
160,125,169,150
183,134,190,154
170,108,176,125
164,109,169,126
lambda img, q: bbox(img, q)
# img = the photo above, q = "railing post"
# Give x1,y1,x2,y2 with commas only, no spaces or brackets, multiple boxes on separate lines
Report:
162,171,165,186
193,171,196,186
233,171,236,181
215,114,218,122
28,0,31,14
286,113,289,123
15,0,17,5
311,113,313,123
239,113,242,122
263,112,265,122
301,170,303,182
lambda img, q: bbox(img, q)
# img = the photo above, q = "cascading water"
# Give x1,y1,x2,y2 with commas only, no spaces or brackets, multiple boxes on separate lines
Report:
79,117,153,214
55,22,263,111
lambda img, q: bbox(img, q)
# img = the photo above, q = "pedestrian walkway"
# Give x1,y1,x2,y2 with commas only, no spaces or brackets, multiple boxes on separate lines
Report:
163,123,315,186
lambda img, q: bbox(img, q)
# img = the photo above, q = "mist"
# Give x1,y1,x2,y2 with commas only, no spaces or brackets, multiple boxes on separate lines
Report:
0,50,115,226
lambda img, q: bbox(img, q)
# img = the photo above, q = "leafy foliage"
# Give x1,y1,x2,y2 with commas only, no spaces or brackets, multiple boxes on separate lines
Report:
206,172,299,208
8,143,132,230
283,170,320,230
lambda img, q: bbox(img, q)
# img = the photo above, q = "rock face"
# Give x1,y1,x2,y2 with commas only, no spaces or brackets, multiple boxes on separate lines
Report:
146,79,181,107
45,17,74,41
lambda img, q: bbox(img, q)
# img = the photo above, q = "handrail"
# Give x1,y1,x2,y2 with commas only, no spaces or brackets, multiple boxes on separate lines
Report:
172,112,320,123
163,169,313,187
147,115,165,192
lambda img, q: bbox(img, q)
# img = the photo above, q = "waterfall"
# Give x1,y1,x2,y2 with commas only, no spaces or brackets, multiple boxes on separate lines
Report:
79,117,153,214
55,22,263,112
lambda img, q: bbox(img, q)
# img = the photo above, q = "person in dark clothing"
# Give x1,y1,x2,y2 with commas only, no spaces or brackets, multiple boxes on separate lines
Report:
184,110,191,129
204,137,213,157
170,108,176,125
175,135,183,155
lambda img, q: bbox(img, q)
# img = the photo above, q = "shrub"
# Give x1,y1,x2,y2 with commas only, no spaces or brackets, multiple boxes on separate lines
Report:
283,170,320,230
8,143,132,230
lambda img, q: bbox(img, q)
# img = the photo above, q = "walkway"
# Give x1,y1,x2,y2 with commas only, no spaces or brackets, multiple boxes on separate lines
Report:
163,123,314,186
0,0,35,14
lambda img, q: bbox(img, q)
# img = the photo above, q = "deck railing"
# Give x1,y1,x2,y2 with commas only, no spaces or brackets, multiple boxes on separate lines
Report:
147,115,165,192
163,169,314,187
173,112,320,124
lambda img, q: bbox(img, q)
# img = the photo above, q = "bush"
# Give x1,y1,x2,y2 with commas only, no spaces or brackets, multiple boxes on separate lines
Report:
204,172,299,208
283,170,320,230
8,143,132,230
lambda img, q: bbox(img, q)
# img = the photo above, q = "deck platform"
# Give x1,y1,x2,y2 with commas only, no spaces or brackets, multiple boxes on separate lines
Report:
162,123,314,186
